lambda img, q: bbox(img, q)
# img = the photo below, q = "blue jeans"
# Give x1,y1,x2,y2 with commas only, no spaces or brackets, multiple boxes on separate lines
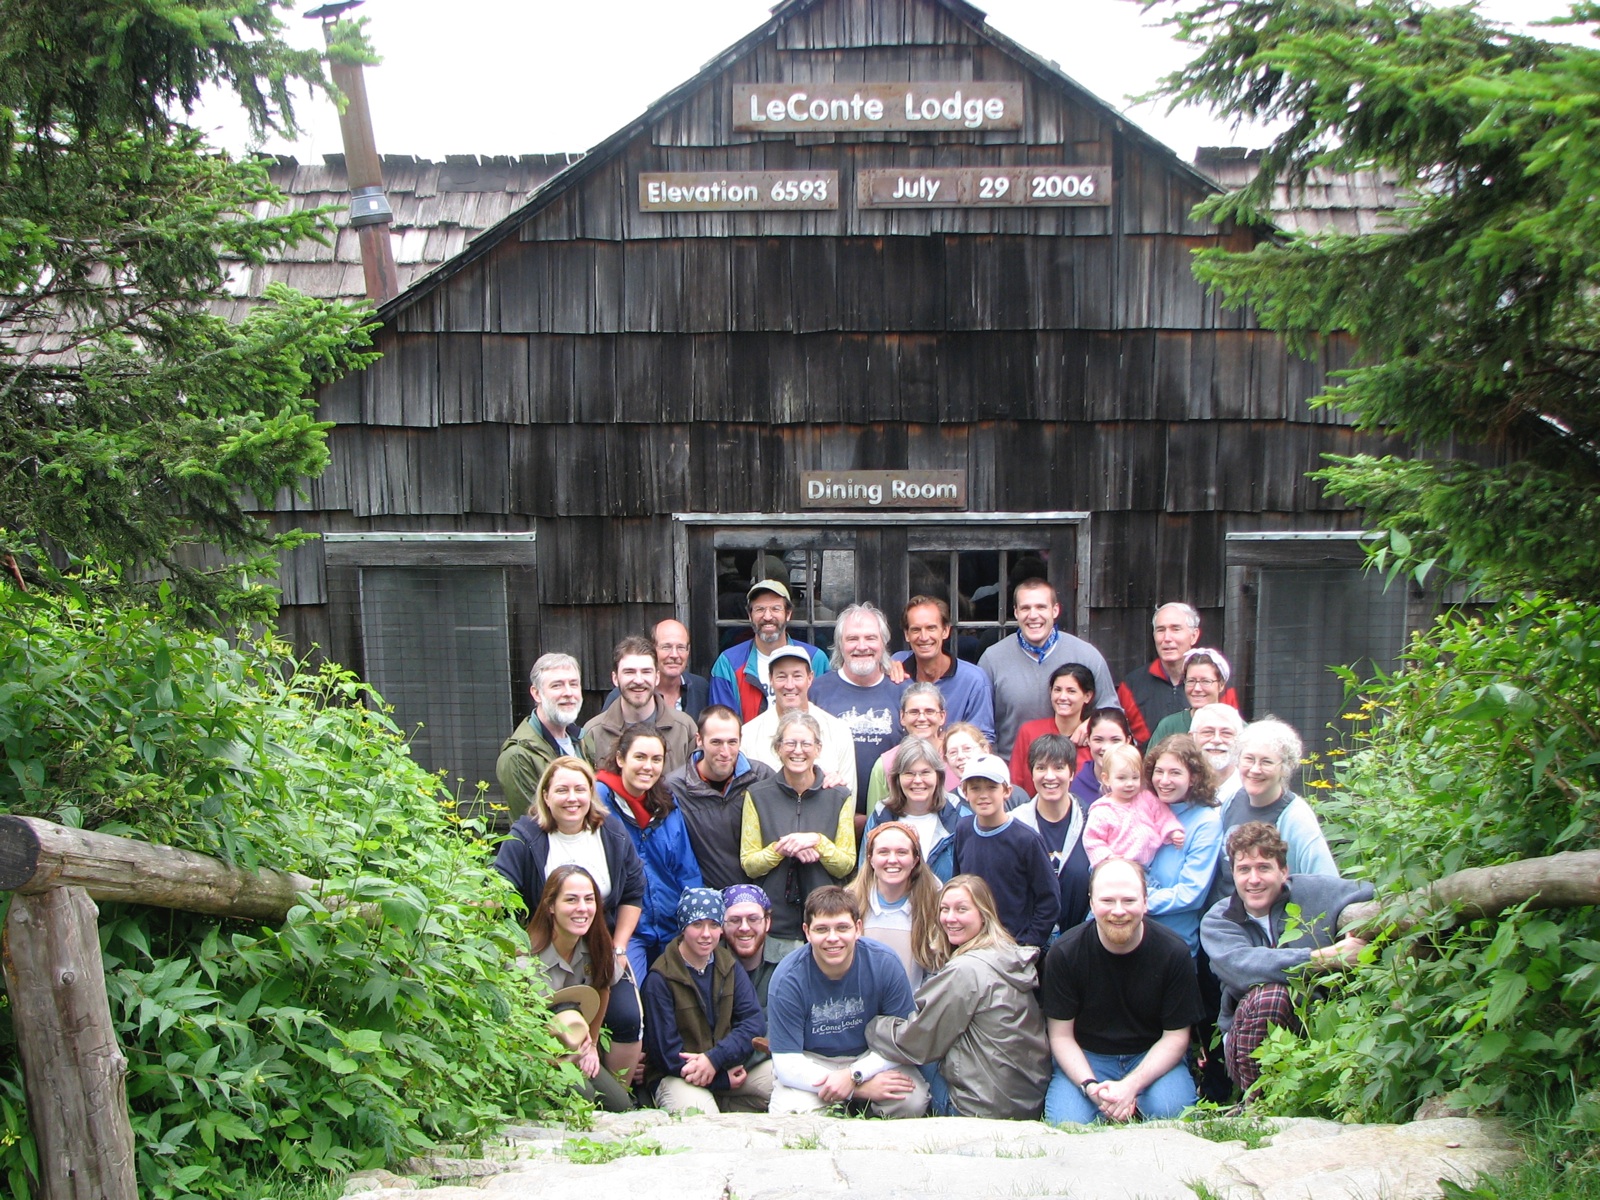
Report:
1044,1049,1195,1125
921,1062,957,1117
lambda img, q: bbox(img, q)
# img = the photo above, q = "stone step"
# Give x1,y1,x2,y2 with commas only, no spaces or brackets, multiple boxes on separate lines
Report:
344,1111,1521,1200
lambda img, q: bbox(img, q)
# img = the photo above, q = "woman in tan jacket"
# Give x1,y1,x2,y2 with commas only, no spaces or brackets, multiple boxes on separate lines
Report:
866,874,1050,1119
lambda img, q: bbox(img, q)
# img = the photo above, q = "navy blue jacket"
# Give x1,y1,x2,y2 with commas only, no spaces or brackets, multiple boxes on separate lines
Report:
493,813,646,928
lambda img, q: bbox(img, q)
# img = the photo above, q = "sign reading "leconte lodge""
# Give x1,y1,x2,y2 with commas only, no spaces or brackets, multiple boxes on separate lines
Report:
734,83,1023,131
801,471,966,510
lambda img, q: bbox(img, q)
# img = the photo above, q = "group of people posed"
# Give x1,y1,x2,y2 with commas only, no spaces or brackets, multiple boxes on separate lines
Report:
492,579,1374,1122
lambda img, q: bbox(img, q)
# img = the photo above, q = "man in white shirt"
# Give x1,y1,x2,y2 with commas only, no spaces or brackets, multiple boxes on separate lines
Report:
741,646,857,803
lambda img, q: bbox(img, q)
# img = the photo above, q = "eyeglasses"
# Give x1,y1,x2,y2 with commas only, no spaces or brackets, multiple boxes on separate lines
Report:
656,642,690,653
1239,753,1282,770
725,915,766,928
898,768,939,780
779,739,819,752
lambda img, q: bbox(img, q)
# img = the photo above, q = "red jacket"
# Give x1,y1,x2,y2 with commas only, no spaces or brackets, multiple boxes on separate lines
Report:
1117,659,1239,745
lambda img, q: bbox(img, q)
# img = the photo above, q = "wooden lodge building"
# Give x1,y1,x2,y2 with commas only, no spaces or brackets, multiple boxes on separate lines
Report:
256,0,1434,801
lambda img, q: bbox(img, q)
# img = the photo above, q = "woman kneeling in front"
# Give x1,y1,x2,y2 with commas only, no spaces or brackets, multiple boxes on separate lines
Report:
866,874,1050,1119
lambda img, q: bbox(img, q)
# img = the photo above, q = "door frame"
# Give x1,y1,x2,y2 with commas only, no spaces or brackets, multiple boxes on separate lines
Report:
672,511,1092,667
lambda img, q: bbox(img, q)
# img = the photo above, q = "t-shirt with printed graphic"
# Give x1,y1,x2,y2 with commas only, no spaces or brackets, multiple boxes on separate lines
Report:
766,936,915,1060
808,673,908,814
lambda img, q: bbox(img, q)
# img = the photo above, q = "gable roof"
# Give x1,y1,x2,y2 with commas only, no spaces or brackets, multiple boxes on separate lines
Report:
369,0,1230,324
1193,147,1405,236
212,152,578,323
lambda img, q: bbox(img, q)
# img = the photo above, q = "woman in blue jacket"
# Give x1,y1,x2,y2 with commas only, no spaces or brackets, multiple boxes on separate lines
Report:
595,723,704,985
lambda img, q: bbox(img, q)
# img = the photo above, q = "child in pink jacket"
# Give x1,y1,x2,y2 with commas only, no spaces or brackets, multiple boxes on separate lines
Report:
1082,744,1185,866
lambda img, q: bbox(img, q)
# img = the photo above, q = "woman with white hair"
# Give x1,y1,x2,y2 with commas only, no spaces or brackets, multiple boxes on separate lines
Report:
1208,717,1339,907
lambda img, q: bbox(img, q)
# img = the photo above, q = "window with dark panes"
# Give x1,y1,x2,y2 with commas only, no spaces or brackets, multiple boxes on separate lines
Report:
680,516,1087,679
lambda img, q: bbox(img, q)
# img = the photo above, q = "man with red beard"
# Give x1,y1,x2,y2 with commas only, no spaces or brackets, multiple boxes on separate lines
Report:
1039,857,1202,1124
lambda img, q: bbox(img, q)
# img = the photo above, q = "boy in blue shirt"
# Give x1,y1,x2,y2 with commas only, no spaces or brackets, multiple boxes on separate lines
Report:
766,886,929,1117
952,754,1060,949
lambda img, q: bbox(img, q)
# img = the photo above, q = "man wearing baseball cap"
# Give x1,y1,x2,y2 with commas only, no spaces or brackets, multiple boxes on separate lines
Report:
951,754,1060,950
641,888,771,1113
708,579,831,722
737,644,858,801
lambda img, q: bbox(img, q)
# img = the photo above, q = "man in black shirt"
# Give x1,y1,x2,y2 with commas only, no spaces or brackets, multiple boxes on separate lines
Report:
1039,857,1203,1124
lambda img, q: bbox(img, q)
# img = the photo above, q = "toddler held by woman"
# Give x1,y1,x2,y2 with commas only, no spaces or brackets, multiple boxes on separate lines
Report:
1082,744,1185,866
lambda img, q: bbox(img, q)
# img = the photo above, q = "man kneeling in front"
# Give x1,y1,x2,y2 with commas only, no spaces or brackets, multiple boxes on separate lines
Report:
1200,821,1373,1099
766,886,930,1117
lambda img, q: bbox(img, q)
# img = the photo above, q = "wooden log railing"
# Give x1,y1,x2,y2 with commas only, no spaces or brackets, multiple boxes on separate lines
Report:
0,815,325,1200
1337,849,1600,935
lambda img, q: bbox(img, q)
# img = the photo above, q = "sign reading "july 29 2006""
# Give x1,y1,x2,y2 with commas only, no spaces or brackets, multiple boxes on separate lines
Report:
858,166,1113,208
733,83,1023,132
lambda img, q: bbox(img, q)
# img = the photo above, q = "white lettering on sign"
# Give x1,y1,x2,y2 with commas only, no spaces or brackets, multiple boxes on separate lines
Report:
645,180,760,205
738,85,1013,131
639,171,839,212
800,470,966,509
807,477,884,506
891,479,959,500
890,175,942,201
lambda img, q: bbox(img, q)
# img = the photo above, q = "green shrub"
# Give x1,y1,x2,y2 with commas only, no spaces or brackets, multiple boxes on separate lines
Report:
0,585,586,1200
1251,594,1600,1124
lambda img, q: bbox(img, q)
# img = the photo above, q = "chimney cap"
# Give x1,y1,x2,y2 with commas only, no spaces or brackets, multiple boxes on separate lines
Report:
305,1,363,20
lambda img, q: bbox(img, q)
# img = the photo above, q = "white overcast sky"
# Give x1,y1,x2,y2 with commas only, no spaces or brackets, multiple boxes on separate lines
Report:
195,0,1585,166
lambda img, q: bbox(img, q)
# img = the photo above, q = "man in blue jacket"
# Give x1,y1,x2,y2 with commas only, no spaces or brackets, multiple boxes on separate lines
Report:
709,580,830,722
1200,821,1374,1098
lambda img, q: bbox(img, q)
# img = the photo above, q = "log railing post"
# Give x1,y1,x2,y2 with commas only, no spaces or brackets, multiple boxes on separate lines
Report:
2,887,137,1200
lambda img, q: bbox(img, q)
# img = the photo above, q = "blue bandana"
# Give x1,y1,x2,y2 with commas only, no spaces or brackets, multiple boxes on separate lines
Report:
1018,626,1061,665
721,883,771,912
676,887,725,931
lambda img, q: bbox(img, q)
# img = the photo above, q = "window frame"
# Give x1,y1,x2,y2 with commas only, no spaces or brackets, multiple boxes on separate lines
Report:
673,512,1091,672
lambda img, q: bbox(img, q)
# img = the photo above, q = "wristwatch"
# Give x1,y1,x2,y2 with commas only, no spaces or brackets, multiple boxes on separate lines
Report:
850,1068,867,1085
1078,1077,1100,1097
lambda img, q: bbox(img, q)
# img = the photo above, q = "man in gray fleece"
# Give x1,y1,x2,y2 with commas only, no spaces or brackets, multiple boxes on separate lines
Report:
976,578,1119,759
1200,821,1374,1097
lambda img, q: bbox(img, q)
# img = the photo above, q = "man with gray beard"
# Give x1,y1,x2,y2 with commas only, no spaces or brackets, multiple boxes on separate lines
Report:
496,653,590,815
807,603,908,829
1189,702,1245,806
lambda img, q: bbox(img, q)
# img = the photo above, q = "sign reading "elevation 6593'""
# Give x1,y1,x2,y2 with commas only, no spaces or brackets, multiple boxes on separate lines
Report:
639,171,840,211
733,83,1023,132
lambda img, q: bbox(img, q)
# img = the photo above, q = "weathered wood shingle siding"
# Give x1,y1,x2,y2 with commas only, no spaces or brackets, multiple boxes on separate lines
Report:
269,0,1434,711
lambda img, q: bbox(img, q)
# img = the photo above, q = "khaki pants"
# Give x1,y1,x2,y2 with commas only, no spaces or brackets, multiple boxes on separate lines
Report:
654,1060,774,1114
768,1053,929,1119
